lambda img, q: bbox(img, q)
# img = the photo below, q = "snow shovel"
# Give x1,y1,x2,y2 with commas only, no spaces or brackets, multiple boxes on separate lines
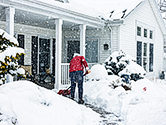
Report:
57,85,71,96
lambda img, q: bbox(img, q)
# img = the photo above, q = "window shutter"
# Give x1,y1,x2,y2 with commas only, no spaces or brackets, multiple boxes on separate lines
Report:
17,34,24,65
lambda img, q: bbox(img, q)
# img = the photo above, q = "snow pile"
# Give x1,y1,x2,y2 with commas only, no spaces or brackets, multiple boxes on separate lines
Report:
84,76,166,125
0,81,100,125
0,75,166,124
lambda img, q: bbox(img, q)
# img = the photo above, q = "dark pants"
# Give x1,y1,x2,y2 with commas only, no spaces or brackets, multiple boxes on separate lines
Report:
121,74,130,84
69,71,83,99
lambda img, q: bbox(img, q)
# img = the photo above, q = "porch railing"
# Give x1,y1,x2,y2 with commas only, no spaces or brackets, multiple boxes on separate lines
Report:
61,63,96,86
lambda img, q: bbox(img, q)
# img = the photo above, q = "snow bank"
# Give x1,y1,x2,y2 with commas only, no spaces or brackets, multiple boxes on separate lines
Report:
0,81,100,125
84,76,166,125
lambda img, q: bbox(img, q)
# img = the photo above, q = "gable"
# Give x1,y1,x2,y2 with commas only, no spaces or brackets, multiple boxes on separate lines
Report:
125,0,166,35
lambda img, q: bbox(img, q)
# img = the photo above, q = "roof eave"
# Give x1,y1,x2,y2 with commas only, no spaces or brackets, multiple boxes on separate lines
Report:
1,0,105,28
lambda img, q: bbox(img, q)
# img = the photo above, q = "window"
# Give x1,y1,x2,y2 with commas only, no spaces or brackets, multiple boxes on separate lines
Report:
67,41,80,63
143,43,147,71
137,26,141,36
164,46,166,53
85,40,98,63
137,41,154,72
136,22,154,72
149,43,154,72
150,30,153,39
144,29,147,38
137,41,142,66
31,36,38,75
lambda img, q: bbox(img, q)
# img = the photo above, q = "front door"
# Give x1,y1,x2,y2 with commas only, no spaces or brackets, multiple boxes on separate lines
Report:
31,37,56,76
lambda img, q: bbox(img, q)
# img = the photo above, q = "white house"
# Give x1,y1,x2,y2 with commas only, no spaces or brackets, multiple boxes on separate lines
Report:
0,0,165,89
106,0,166,79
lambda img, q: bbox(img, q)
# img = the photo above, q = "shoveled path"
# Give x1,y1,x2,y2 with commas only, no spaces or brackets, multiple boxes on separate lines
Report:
84,103,123,125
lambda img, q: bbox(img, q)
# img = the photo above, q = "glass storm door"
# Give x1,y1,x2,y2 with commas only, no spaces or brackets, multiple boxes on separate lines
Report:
85,40,98,63
39,38,50,73
67,41,80,63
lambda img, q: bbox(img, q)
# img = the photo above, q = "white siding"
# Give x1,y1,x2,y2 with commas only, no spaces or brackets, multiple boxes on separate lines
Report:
63,26,111,63
119,0,164,77
0,21,111,65
110,26,120,53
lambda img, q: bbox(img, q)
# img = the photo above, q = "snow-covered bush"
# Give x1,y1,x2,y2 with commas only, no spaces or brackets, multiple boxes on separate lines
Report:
103,50,146,82
0,29,25,84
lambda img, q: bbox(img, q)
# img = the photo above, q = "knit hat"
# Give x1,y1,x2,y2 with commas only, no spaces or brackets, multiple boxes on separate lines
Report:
73,53,81,57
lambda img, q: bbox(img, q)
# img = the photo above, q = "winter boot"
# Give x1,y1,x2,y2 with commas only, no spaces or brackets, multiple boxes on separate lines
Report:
78,98,84,104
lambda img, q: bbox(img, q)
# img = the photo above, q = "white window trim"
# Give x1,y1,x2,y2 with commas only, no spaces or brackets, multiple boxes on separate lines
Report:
136,20,155,73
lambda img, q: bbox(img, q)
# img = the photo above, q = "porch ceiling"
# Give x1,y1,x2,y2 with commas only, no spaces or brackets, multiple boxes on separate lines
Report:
0,2,103,30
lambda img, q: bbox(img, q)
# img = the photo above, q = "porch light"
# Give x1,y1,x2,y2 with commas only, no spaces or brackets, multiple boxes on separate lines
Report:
104,43,109,50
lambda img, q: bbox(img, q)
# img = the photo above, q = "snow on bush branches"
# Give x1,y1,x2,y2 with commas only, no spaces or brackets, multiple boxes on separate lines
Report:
103,50,146,81
0,29,25,84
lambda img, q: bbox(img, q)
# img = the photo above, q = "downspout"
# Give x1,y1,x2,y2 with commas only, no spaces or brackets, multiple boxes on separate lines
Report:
107,23,112,54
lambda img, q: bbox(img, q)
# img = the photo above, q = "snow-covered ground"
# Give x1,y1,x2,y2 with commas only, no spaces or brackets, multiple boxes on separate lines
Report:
1,66,166,125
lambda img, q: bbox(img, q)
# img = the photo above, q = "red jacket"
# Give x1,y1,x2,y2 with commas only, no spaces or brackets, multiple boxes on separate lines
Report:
69,56,89,73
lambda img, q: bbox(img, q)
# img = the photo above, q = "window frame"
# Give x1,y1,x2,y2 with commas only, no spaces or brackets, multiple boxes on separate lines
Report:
137,26,141,36
136,21,155,73
144,28,147,38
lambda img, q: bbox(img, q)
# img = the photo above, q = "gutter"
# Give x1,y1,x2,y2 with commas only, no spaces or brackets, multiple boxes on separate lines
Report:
106,19,124,26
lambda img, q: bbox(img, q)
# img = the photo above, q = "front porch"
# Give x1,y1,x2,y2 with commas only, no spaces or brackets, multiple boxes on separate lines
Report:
0,0,107,89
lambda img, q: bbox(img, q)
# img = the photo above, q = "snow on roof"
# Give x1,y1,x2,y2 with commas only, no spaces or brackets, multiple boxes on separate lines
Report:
69,0,144,20
36,0,143,20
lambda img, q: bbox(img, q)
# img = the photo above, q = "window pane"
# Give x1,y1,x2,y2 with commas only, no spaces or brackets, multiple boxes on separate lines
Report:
164,46,166,53
31,36,38,75
67,41,80,63
150,30,153,39
143,43,147,56
137,41,142,66
144,29,147,37
149,43,154,72
85,40,98,63
39,38,50,73
143,57,147,71
137,26,141,36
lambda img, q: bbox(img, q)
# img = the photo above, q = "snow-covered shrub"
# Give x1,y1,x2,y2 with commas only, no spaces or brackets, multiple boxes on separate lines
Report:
0,29,25,84
103,50,146,88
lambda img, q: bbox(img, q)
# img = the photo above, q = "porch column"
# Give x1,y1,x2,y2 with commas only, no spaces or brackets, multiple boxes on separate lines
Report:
55,19,63,90
80,24,86,57
5,7,15,36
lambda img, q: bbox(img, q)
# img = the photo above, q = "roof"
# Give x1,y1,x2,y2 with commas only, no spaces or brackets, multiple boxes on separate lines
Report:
68,0,143,20
36,0,143,20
